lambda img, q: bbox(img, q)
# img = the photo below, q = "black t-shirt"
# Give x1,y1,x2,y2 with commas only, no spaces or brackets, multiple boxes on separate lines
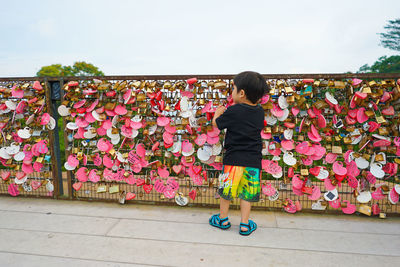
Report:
215,103,264,169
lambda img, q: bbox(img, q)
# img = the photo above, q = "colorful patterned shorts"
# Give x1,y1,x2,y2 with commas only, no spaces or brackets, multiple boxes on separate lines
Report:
217,165,261,202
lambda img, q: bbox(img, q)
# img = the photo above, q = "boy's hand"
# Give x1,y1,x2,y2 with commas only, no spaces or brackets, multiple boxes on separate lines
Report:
212,105,226,128
214,106,226,117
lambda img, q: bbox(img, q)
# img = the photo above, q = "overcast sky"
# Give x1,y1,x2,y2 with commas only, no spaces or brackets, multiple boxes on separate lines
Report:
0,0,399,77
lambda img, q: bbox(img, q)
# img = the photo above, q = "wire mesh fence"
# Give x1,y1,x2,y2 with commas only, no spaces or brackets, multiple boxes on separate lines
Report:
0,78,60,198
0,74,399,216
57,74,400,216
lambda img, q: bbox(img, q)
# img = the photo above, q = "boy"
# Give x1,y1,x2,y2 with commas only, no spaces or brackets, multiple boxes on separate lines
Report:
209,71,268,236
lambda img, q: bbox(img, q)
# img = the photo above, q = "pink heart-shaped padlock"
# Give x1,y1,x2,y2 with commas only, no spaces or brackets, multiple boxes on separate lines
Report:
195,134,207,146
189,189,196,200
291,107,300,116
1,170,11,181
157,116,170,127
72,182,82,191
181,140,193,153
8,183,20,196
88,169,100,183
158,166,170,178
126,192,136,200
31,180,42,190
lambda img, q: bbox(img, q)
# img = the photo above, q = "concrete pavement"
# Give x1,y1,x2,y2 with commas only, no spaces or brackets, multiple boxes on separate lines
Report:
0,196,399,267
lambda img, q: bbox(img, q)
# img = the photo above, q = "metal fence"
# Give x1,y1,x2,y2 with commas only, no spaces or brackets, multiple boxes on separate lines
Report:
0,73,399,216
0,78,61,198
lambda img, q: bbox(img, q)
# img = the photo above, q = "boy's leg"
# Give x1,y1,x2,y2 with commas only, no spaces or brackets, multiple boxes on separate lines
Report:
240,199,251,231
219,197,230,225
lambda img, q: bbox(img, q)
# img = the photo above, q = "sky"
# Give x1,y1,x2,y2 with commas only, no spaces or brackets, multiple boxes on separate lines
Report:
0,0,399,77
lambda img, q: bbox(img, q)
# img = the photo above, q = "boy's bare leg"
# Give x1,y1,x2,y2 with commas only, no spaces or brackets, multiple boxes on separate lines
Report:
219,198,230,225
240,199,251,231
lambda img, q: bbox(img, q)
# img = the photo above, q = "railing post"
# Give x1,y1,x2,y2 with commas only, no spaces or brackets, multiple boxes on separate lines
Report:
44,78,63,198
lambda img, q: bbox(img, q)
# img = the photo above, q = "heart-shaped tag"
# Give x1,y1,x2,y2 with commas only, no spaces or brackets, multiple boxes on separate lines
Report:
67,155,79,168
172,165,182,174
136,178,145,186
33,162,43,172
291,107,300,116
192,165,202,175
262,182,276,196
8,183,20,196
158,166,170,178
136,143,146,158
37,140,48,154
195,134,207,146
154,179,167,193
189,189,196,200
166,178,179,191
31,180,42,190
88,169,100,183
1,170,11,181
76,167,89,182
126,192,136,200
143,183,153,194
72,182,83,191
181,140,193,153
308,186,321,200
157,116,170,127
164,190,176,199
93,153,102,167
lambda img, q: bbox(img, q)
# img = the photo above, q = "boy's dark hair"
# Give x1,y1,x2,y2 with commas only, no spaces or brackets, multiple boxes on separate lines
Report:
233,71,269,104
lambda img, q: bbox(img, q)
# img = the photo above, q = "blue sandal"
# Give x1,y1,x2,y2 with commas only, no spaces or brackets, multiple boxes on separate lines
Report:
239,220,257,236
209,214,231,230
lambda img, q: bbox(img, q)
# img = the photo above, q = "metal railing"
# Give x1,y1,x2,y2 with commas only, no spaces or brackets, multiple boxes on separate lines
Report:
0,73,399,216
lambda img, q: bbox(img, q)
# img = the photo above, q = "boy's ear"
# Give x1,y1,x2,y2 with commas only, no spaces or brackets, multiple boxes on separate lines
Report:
239,89,246,97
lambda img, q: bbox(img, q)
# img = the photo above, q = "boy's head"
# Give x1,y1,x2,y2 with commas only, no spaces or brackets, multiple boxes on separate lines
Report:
232,71,269,104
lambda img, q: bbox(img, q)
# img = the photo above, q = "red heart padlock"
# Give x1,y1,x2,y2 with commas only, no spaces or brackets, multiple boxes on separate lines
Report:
147,92,156,100
72,182,82,191
287,167,294,178
126,192,136,200
8,183,20,196
143,184,153,194
192,165,202,175
202,170,207,182
31,180,42,190
206,112,214,121
155,91,162,101
189,189,196,200
301,186,313,195
136,178,145,186
174,100,181,111
158,100,165,111
150,99,157,107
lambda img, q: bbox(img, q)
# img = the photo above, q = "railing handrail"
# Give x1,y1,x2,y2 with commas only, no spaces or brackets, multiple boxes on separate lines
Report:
0,72,399,82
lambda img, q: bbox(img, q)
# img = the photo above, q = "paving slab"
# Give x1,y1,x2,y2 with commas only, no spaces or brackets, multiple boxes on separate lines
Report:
0,229,399,267
107,218,400,256
275,212,400,235
1,196,400,267
0,210,118,236
0,196,277,228
0,252,147,267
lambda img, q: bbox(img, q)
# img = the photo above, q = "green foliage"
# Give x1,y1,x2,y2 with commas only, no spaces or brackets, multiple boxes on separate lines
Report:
37,61,104,77
357,55,400,73
379,19,400,52
36,64,64,77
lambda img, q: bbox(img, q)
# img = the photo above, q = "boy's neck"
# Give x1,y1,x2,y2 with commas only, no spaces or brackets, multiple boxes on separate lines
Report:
236,99,257,106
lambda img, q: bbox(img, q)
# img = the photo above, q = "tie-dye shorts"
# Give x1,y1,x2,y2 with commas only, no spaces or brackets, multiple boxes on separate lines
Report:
217,165,261,202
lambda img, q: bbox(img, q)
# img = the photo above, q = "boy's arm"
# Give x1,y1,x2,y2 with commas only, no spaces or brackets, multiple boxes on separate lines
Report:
212,106,226,128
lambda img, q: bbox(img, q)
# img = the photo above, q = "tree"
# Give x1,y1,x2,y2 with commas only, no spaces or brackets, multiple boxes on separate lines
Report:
36,64,64,77
357,55,400,73
37,61,104,77
379,19,400,51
